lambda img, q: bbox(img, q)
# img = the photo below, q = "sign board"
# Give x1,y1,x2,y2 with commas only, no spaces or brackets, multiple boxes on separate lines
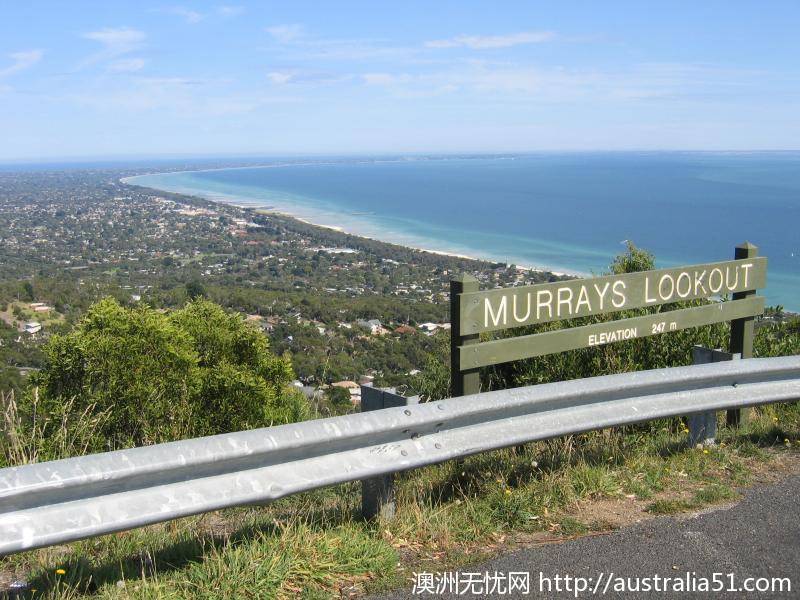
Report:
461,257,766,335
449,243,765,396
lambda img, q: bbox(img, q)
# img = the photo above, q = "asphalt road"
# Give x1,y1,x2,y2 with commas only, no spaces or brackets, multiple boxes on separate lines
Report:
374,473,799,599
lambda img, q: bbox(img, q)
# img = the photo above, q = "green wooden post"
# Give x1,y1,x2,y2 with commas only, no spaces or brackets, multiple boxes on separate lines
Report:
450,274,480,397
728,242,758,427
688,346,739,445
360,386,419,521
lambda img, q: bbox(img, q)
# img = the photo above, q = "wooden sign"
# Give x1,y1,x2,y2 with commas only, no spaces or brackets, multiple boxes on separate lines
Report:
459,296,763,370
450,243,765,398
460,257,766,335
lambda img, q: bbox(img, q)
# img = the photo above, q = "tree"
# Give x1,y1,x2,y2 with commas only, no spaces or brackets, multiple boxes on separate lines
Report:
610,241,655,274
171,299,306,433
22,281,34,302
33,298,198,447
328,386,352,409
185,279,207,299
30,297,308,449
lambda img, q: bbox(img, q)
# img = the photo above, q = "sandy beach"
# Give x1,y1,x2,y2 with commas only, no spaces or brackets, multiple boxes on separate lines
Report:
122,171,579,278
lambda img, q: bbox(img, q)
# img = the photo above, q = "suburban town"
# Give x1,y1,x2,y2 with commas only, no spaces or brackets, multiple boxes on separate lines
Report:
0,166,563,405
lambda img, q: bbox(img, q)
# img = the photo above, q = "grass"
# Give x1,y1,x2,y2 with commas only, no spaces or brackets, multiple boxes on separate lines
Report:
646,483,739,515
0,302,65,330
1,403,799,598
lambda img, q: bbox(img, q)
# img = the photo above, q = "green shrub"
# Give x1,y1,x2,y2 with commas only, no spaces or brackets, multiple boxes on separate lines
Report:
170,299,306,433
17,297,307,456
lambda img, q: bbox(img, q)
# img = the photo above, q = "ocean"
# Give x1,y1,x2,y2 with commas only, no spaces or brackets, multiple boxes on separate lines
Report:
126,153,800,310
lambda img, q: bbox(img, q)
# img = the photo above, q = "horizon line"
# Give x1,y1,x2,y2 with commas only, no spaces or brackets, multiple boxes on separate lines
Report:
3,148,800,167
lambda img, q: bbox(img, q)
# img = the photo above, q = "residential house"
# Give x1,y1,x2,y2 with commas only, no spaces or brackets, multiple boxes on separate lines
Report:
24,322,42,334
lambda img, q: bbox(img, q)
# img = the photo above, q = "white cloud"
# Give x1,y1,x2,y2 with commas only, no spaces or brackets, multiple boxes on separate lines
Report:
160,6,205,23
425,31,556,49
356,61,762,105
83,27,146,57
217,5,244,17
266,24,305,43
267,71,293,84
362,73,412,86
0,49,44,78
80,27,146,71
355,71,460,98
109,58,146,72
69,76,301,117
135,77,205,86
264,24,423,62
266,70,353,86
153,5,246,22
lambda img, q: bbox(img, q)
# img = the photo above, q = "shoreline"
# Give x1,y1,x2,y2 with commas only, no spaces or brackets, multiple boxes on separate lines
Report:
121,169,799,308
280,212,530,268
122,172,581,278
119,154,520,185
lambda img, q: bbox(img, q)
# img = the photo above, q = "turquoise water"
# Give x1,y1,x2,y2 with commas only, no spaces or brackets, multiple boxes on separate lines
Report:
127,153,800,310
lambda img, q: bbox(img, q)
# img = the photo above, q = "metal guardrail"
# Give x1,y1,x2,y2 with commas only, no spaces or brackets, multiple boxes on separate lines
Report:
1,356,799,555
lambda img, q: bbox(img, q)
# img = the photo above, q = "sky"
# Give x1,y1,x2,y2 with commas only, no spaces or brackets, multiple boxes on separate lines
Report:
1,1,799,161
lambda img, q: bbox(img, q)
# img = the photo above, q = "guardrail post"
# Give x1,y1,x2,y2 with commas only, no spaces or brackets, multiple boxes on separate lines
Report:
360,386,419,521
688,346,740,445
450,274,480,397
728,242,757,427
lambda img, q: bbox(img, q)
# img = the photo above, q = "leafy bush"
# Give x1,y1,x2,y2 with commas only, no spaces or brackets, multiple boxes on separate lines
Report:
327,385,353,409
16,298,307,456
170,299,307,432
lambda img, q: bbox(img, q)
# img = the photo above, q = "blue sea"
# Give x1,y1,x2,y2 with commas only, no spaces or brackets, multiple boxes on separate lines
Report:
126,153,800,310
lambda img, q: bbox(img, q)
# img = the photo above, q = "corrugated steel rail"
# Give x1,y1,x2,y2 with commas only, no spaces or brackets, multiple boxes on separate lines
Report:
1,356,799,555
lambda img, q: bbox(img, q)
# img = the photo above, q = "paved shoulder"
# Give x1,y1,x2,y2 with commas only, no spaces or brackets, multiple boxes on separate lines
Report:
376,474,800,599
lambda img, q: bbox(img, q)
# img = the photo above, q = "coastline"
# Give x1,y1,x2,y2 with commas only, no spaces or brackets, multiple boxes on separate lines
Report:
279,211,536,269
121,163,800,309
118,155,518,186
122,172,579,278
